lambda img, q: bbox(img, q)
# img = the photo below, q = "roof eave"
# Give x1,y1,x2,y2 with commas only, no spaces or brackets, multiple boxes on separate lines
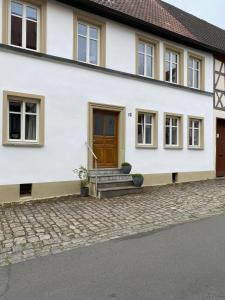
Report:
58,0,225,57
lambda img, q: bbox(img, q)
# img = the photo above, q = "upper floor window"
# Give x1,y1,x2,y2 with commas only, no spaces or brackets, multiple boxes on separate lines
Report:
137,41,154,78
165,50,179,84
188,57,200,89
9,0,39,51
77,22,100,65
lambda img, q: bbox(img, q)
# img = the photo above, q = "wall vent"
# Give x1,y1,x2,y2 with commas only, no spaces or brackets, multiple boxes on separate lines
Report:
172,173,178,183
20,184,32,197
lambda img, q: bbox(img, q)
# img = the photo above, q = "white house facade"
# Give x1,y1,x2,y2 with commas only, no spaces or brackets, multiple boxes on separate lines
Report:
0,0,221,202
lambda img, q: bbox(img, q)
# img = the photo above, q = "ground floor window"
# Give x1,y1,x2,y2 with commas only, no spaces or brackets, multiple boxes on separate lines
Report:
188,117,204,149
165,114,183,148
3,91,45,146
136,109,158,148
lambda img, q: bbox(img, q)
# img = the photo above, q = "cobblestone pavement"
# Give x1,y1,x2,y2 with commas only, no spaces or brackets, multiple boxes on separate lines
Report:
1,179,225,267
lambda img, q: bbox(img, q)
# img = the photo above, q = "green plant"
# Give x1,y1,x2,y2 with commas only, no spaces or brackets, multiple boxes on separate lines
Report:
121,162,132,167
132,173,144,180
73,166,89,187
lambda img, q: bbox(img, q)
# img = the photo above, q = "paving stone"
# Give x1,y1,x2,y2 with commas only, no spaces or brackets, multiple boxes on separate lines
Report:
1,179,225,266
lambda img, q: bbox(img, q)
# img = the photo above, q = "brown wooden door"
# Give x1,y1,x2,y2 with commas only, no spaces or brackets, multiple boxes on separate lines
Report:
216,119,225,176
93,110,118,168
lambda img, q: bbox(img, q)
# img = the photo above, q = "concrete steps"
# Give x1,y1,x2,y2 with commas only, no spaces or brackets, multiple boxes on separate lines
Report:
88,168,143,198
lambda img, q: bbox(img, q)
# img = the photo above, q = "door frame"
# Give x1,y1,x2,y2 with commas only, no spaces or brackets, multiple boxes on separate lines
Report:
88,102,126,170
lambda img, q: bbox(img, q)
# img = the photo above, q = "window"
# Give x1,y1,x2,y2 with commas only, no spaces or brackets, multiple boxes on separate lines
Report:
165,114,183,148
136,110,158,148
165,50,179,84
188,57,200,89
188,117,204,149
77,21,100,65
137,41,154,78
3,91,45,146
9,0,39,50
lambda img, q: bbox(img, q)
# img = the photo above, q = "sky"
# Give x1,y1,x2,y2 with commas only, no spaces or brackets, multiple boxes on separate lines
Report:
163,0,225,30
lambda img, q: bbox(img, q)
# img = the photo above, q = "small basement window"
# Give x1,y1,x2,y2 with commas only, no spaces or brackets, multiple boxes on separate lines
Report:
172,173,178,183
20,183,32,197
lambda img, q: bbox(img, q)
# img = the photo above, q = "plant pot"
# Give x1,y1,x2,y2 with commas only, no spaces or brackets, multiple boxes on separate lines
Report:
133,176,144,187
80,186,89,197
122,165,132,174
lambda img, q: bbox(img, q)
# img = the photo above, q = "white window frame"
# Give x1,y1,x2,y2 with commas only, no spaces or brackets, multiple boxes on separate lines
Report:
188,57,201,89
165,116,179,146
165,50,179,84
188,119,201,148
8,99,39,143
137,41,154,78
137,112,154,146
8,0,40,51
77,21,100,66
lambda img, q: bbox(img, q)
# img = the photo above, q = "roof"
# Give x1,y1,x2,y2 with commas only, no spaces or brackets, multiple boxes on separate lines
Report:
68,0,225,55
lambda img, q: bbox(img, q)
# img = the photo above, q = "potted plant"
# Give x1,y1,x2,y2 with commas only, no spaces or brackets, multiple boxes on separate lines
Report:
121,162,132,174
73,166,89,197
132,174,144,187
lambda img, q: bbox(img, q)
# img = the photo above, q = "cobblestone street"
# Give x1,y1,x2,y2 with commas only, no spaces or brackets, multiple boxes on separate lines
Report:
1,179,225,267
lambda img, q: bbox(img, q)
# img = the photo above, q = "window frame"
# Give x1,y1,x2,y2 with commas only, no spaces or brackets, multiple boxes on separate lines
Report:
164,44,184,86
74,11,106,67
2,91,45,147
136,34,159,80
187,52,205,90
188,57,201,89
165,50,179,84
2,0,47,53
188,116,204,150
164,113,183,149
8,0,40,51
136,109,158,149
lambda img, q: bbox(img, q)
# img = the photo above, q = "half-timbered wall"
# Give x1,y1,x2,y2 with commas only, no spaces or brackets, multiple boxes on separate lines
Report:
215,57,225,110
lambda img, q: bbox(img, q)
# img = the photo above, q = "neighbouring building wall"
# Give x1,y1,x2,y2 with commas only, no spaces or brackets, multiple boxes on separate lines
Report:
214,57,225,109
0,50,214,186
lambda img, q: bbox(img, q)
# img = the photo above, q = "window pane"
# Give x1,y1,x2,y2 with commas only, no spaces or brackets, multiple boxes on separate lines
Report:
138,53,144,75
189,129,192,145
78,23,87,36
138,124,143,144
172,118,178,126
188,68,193,87
94,113,104,135
9,113,21,139
26,103,37,113
9,101,21,112
105,115,115,136
146,56,153,78
165,62,170,81
146,114,152,124
166,127,170,145
194,129,199,145
189,120,193,128
172,127,178,145
138,42,145,53
89,39,98,64
11,1,23,16
25,115,36,140
194,121,199,128
166,117,170,126
146,45,153,56
26,20,37,50
26,6,37,20
188,58,193,68
165,51,170,61
11,15,22,46
78,36,87,62
194,70,199,88
138,113,144,124
172,64,178,83
145,125,152,144
172,53,178,63
90,27,98,39
194,60,199,70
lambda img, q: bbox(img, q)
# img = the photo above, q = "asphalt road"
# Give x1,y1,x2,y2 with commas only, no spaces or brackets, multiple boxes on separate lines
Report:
1,214,225,300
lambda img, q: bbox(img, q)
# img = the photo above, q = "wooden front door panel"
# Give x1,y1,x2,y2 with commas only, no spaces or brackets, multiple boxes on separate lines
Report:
93,110,118,168
216,119,225,176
